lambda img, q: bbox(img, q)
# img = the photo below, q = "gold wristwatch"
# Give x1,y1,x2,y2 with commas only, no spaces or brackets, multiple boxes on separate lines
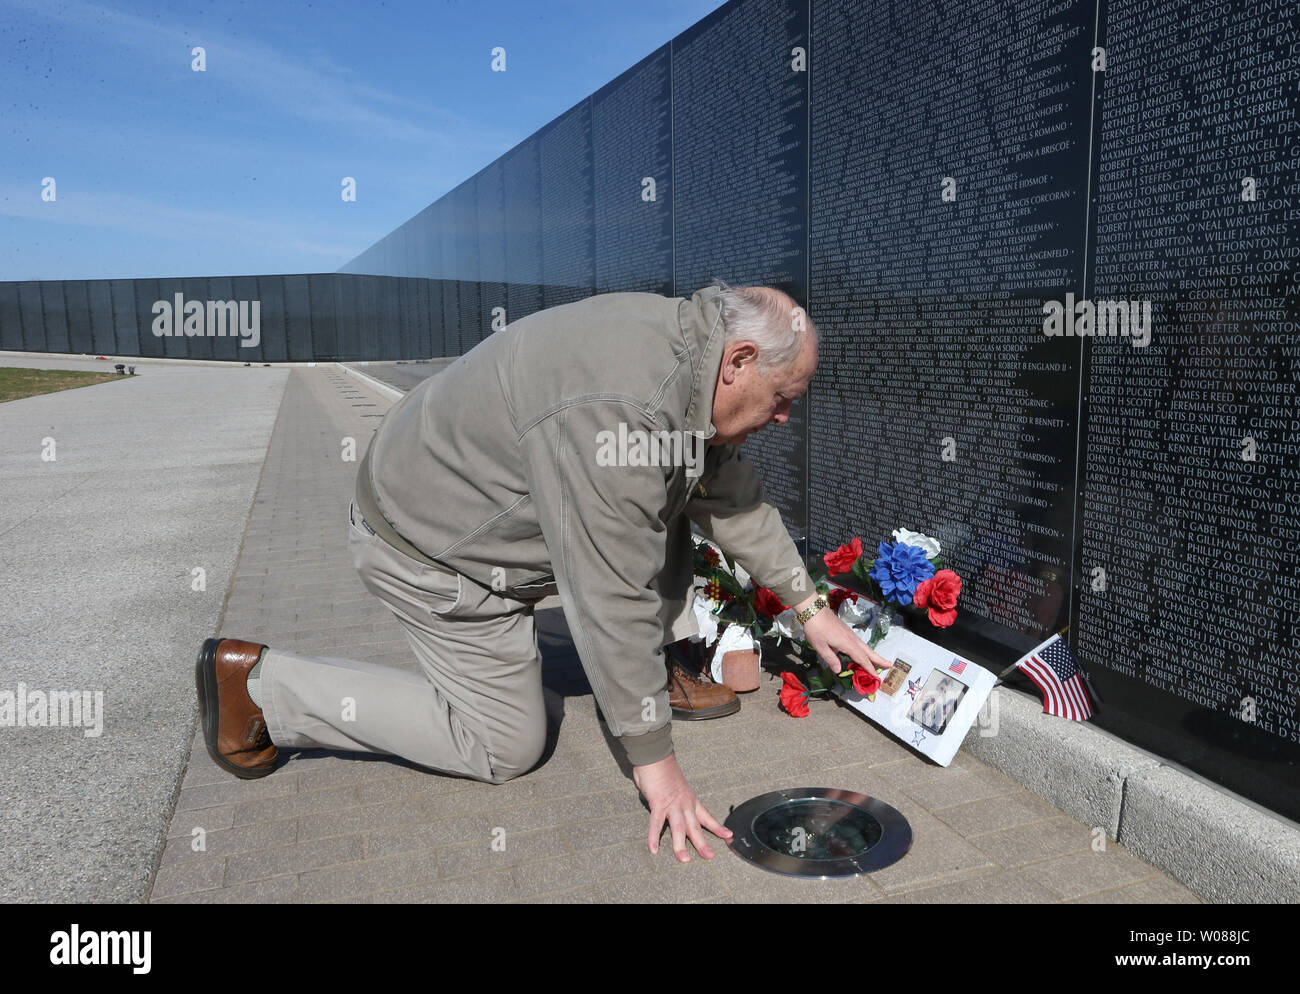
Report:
795,595,828,625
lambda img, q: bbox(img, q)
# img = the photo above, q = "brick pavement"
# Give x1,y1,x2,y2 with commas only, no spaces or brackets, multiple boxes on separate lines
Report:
152,365,1203,903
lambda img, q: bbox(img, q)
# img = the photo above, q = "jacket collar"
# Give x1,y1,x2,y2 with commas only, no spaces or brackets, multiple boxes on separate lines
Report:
681,286,726,441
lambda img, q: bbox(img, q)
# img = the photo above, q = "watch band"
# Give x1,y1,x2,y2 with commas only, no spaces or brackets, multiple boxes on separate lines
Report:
795,595,828,626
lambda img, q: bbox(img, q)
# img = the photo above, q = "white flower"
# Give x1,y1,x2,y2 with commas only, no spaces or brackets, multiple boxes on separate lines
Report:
838,594,878,629
892,527,940,560
691,595,721,647
770,607,805,643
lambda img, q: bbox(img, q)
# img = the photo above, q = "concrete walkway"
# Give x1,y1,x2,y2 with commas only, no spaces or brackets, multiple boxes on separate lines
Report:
148,363,1202,903
0,355,287,901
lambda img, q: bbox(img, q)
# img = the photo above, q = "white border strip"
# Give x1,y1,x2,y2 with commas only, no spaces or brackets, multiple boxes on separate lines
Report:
335,362,404,402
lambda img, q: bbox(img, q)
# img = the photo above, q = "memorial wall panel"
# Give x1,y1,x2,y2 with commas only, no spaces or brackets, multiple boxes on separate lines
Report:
333,275,359,361
414,278,433,357
109,280,138,357
132,279,165,359
206,272,240,358
17,283,44,353
441,279,461,358
477,161,508,346
156,279,191,359
808,0,1092,656
230,276,263,363
185,277,215,361
456,280,482,354
453,175,485,351
0,282,25,351
1076,0,1300,817
412,205,437,280
40,280,70,354
86,280,115,355
672,0,811,539
592,45,673,297
309,274,339,360
64,281,93,355
539,101,596,309
503,138,544,323
282,275,313,362
394,277,414,359
377,274,401,359
358,275,382,360
256,276,289,363
154,278,184,358
426,279,444,358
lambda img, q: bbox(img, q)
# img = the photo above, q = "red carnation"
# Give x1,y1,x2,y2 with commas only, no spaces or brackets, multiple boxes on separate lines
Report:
702,545,720,566
849,663,881,697
753,586,786,618
823,537,863,576
913,569,962,627
779,671,810,718
826,587,858,614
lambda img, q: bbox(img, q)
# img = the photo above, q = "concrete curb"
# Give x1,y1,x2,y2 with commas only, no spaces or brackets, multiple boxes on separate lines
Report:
335,362,404,402
961,686,1300,902
0,350,323,369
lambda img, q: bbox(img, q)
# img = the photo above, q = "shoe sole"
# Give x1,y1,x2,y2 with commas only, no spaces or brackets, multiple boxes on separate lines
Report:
195,637,276,780
670,697,741,721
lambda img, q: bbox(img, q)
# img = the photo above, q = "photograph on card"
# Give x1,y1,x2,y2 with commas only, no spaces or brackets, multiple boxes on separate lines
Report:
879,656,913,697
906,670,969,735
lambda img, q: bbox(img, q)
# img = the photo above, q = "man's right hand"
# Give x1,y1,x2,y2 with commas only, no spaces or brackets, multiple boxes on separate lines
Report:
632,752,732,862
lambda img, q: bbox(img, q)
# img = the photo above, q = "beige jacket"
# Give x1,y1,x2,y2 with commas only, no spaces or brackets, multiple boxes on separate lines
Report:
356,286,813,766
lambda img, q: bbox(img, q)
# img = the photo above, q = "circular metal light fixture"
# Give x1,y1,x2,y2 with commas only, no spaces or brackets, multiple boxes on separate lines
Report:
725,787,912,878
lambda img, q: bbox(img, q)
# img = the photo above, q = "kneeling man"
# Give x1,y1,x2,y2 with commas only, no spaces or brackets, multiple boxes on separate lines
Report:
196,281,889,861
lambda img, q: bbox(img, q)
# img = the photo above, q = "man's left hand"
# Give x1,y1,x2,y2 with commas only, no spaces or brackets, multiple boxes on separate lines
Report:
793,594,892,677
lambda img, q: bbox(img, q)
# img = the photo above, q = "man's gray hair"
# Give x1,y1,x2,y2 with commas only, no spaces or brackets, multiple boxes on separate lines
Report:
710,278,818,374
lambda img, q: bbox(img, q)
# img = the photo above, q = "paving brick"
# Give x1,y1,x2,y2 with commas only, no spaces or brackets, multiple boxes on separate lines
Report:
559,810,652,853
167,805,235,837
298,850,441,901
866,809,997,893
969,816,1099,868
930,788,1063,837
231,783,371,825
1020,847,1162,901
895,867,1060,903
511,842,654,897
174,773,298,811
363,812,502,856
150,857,227,898
512,884,599,903
359,867,519,903
898,767,1023,811
159,818,299,865
154,874,301,904
586,861,727,903
294,761,418,793
224,834,364,884
1067,874,1204,903
437,826,570,878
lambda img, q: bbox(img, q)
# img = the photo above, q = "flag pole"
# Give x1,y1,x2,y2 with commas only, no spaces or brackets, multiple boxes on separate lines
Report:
993,625,1070,687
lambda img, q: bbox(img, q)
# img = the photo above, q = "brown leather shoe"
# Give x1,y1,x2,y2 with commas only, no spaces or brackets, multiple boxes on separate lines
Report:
665,641,740,720
195,637,278,779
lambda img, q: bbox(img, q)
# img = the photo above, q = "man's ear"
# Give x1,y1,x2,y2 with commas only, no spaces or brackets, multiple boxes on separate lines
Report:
721,342,759,384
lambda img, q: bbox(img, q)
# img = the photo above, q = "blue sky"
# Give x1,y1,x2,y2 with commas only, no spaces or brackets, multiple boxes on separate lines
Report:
0,0,722,281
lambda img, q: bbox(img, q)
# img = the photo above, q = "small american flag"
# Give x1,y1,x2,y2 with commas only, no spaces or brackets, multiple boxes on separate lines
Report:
1015,635,1093,721
949,658,967,675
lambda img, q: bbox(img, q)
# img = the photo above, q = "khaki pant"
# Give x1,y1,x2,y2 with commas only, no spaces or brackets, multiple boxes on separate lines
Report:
260,501,550,784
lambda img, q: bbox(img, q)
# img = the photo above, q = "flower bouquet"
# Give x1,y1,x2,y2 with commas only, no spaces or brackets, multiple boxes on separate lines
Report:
688,540,765,691
775,529,964,718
